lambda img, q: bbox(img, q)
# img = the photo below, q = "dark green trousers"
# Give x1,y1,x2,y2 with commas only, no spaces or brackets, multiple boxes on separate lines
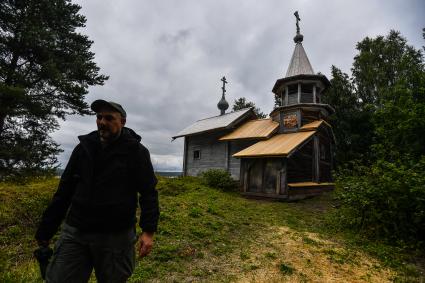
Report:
46,223,137,283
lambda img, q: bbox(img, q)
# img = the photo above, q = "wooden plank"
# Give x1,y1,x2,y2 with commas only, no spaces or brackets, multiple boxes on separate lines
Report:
263,158,281,195
288,92,298,105
280,160,288,195
239,159,246,192
280,92,283,107
225,141,229,171
243,162,248,192
242,192,289,200
183,137,188,176
286,137,313,183
297,83,301,103
276,172,281,194
279,111,285,133
289,187,334,193
285,86,289,106
276,158,287,195
313,136,319,182
288,182,334,188
247,159,263,193
301,92,314,103
296,110,301,129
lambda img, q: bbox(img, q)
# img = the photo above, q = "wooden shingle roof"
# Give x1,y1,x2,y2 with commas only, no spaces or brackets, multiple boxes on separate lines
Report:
219,119,279,141
233,130,315,158
285,42,314,77
299,119,332,131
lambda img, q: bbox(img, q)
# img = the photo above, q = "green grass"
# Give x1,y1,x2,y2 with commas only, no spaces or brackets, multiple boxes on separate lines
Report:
0,177,59,282
1,176,424,282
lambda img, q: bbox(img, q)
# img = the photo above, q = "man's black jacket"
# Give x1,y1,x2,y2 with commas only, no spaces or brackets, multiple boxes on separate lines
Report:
35,127,159,242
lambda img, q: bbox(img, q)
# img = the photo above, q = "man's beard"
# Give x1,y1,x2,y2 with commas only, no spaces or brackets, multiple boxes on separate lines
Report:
98,127,121,143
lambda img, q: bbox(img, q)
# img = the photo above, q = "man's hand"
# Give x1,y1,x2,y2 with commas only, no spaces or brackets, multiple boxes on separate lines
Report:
37,239,50,247
138,232,154,257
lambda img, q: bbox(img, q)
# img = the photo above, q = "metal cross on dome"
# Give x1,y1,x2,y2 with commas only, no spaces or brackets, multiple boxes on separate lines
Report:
294,11,301,34
221,76,227,96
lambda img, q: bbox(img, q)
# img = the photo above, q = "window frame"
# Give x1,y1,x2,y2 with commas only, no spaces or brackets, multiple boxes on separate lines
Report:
193,149,201,160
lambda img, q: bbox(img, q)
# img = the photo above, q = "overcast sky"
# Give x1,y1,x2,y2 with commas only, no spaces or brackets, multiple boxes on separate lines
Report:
52,0,425,171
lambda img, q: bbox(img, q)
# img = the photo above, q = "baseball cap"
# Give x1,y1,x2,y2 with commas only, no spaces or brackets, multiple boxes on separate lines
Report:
90,100,127,118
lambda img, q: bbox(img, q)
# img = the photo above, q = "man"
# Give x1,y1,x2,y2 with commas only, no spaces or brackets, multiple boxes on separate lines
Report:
35,100,159,282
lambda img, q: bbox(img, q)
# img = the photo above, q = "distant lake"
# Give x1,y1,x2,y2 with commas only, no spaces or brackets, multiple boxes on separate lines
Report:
155,171,182,178
56,169,182,178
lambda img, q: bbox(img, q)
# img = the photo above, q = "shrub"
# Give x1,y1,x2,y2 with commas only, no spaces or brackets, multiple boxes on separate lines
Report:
279,262,295,275
332,157,425,245
199,169,236,191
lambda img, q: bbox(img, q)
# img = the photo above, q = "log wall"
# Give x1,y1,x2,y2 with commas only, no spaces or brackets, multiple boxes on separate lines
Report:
228,140,257,179
185,131,228,177
287,139,314,183
184,132,255,180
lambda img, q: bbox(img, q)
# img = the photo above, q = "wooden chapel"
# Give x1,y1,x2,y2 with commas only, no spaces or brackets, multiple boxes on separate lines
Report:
174,12,335,200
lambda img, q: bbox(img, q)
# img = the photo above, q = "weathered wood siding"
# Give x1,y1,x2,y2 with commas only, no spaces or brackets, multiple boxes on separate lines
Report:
228,140,257,179
301,109,321,125
287,139,314,183
288,93,298,105
185,131,229,177
300,92,313,103
241,157,285,196
318,131,333,182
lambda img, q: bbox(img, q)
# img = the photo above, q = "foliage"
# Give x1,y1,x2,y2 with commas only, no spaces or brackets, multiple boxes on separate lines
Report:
326,30,425,244
352,30,425,162
0,0,108,179
232,97,267,118
322,66,374,166
199,168,237,191
325,31,425,165
332,158,425,244
0,178,58,281
273,93,281,109
352,31,424,108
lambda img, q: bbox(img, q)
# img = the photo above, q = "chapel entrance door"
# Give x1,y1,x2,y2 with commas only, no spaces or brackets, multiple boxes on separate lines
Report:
247,159,262,193
263,159,281,194
247,158,282,195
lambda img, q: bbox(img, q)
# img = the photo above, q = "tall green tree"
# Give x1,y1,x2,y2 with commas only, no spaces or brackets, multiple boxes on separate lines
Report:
352,31,424,107
323,66,374,166
352,30,425,161
326,30,425,165
232,97,267,118
0,0,108,178
329,30,425,243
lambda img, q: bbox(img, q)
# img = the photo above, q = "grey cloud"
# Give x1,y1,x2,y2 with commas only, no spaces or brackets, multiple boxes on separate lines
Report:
52,0,424,170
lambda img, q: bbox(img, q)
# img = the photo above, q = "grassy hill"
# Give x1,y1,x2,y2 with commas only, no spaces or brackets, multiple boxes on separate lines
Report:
0,176,423,282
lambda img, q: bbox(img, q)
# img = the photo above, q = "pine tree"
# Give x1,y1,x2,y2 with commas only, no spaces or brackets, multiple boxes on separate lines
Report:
0,0,108,179
232,97,266,118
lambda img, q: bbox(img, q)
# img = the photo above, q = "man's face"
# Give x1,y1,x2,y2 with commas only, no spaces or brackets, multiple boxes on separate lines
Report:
96,110,126,141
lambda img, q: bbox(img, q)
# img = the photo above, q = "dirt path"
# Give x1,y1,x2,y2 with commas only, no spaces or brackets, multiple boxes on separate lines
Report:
233,226,395,283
